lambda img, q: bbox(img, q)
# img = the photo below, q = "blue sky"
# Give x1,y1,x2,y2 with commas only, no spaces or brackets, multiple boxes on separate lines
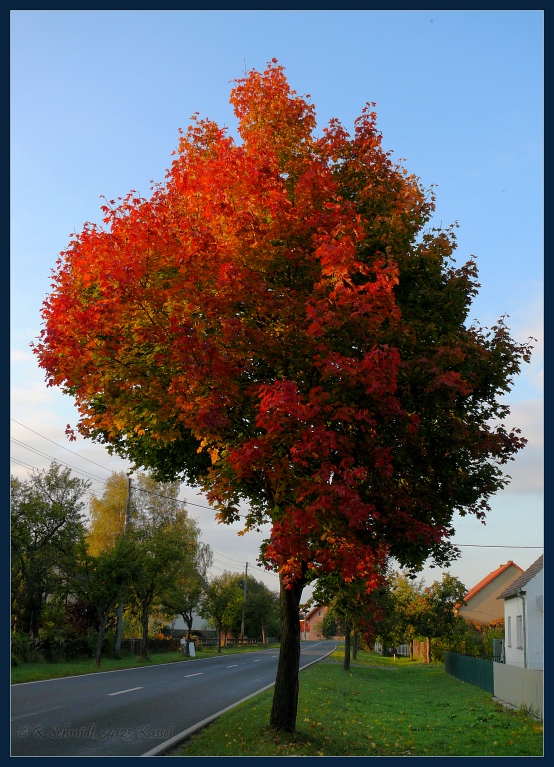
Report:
10,10,543,595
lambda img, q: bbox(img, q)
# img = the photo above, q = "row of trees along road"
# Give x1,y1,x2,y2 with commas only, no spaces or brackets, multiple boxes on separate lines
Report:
11,464,213,666
34,61,532,731
317,565,468,669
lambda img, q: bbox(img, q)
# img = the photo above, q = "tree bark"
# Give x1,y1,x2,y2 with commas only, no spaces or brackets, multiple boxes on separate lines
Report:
343,625,352,671
269,572,305,732
114,602,123,659
141,606,149,660
183,613,193,656
95,613,108,667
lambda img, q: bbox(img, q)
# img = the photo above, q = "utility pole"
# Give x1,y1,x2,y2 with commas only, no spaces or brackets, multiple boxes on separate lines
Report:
114,477,132,659
240,562,248,643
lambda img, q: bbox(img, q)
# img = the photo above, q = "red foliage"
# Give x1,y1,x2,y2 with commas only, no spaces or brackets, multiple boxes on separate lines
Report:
34,61,531,594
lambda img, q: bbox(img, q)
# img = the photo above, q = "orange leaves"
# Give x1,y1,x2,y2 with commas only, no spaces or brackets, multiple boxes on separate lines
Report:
33,60,531,591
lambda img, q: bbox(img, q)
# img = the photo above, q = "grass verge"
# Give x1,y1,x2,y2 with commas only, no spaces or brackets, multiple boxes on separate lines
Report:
11,644,278,684
168,648,543,757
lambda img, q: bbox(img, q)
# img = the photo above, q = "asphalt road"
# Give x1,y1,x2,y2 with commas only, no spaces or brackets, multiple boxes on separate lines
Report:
11,641,336,756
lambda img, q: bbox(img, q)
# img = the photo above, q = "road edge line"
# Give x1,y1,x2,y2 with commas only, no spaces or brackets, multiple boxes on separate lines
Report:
141,643,337,757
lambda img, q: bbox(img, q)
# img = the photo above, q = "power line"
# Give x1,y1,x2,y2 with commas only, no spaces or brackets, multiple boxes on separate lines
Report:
455,544,543,549
10,418,255,519
11,439,108,484
10,454,542,554
10,456,44,472
133,486,251,521
248,562,279,579
11,418,118,474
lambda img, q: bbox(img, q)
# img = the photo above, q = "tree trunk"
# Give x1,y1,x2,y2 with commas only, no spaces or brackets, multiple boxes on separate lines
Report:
141,606,149,660
183,613,193,657
269,572,305,732
352,630,358,660
217,624,222,654
343,625,352,671
95,613,108,667
114,602,123,659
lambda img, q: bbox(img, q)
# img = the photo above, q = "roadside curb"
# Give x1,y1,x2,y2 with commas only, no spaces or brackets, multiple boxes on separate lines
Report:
141,644,337,757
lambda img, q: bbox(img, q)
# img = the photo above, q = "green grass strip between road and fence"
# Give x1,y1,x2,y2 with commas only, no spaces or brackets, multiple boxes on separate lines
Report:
166,648,543,757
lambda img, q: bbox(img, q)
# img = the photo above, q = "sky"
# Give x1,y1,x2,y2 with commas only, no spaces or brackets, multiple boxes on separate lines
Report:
10,10,543,602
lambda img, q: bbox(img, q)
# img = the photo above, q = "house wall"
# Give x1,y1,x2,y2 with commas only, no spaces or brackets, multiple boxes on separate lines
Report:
503,595,525,668
458,564,523,624
524,569,543,672
504,571,543,671
493,662,543,719
301,606,331,641
445,653,543,721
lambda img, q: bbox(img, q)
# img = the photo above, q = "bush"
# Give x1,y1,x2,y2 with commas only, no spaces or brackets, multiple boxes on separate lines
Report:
11,632,30,666
430,618,505,662
10,633,50,665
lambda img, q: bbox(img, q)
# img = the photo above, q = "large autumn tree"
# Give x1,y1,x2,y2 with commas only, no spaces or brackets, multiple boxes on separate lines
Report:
34,61,531,732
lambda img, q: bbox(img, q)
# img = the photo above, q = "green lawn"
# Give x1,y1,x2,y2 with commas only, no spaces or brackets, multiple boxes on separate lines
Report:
167,647,543,757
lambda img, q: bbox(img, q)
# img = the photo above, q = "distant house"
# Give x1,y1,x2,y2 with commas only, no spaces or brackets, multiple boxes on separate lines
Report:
300,605,341,641
300,605,326,641
165,611,207,637
456,561,524,625
497,555,543,671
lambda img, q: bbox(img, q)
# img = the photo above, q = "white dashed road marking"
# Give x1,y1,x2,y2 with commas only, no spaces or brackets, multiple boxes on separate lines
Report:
108,687,143,696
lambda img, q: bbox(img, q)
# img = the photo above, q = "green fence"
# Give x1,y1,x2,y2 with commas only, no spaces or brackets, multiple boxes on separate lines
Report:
444,651,494,694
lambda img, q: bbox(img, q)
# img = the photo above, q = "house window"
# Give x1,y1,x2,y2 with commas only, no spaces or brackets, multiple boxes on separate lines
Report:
506,616,512,647
318,611,321,617
516,615,523,649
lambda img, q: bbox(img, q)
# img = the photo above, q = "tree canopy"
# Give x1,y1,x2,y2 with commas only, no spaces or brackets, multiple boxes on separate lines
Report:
11,463,89,636
34,60,531,730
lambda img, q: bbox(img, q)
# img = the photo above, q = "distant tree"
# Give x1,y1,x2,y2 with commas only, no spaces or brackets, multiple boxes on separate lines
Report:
70,535,136,666
199,572,243,651
373,570,467,659
127,510,198,659
321,611,338,639
161,522,212,655
315,570,389,670
417,573,467,658
86,473,128,556
227,573,280,643
11,464,89,637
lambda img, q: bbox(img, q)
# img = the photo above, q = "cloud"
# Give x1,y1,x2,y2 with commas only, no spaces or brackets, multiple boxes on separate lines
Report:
494,398,543,496
11,349,35,363
506,284,544,397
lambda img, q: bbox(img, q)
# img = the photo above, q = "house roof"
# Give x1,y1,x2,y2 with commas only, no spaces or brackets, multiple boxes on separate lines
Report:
496,555,543,600
457,561,523,607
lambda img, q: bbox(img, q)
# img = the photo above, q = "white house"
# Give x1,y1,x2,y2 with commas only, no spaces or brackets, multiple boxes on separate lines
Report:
497,555,543,671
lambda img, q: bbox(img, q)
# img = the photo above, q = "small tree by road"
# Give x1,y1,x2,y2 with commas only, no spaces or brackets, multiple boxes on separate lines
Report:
70,535,136,666
161,526,212,655
199,573,243,652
